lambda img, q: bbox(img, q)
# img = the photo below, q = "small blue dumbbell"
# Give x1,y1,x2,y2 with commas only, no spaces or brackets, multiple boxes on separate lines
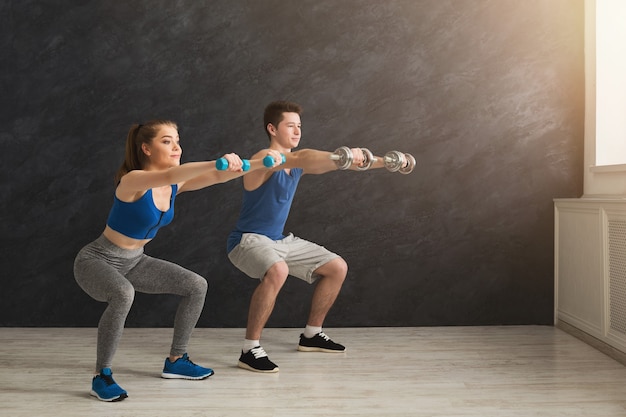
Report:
263,153,286,167
216,158,250,171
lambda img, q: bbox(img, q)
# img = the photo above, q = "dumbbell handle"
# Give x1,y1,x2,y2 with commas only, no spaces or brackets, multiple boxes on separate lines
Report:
216,158,251,171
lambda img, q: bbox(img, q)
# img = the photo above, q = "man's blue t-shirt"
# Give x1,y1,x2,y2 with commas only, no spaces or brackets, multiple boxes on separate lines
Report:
227,169,302,253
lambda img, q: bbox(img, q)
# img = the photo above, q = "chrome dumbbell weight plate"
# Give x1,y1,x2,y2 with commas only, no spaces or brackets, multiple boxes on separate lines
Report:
383,151,406,172
398,153,415,174
330,146,353,170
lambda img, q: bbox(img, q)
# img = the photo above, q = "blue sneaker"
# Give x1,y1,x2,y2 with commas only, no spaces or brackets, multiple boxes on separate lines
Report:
161,353,214,380
90,368,128,402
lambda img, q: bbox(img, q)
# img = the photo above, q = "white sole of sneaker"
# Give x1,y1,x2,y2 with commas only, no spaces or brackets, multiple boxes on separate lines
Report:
297,346,346,353
160,371,214,380
237,361,279,373
90,390,128,402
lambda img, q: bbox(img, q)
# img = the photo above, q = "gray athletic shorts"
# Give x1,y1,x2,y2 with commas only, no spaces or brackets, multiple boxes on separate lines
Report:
228,233,340,283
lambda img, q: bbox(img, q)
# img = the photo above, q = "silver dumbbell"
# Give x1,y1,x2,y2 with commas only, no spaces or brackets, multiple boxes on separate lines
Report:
384,151,416,174
330,146,353,170
330,147,377,170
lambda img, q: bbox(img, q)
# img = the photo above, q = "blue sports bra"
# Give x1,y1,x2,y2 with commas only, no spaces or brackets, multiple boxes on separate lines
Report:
106,184,177,239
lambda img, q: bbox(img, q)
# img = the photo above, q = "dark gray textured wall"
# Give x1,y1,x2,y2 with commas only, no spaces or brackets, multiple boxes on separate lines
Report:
1,0,583,327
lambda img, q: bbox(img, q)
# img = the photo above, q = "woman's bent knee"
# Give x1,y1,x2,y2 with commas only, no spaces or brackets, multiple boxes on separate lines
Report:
180,271,208,297
194,274,208,296
110,282,135,307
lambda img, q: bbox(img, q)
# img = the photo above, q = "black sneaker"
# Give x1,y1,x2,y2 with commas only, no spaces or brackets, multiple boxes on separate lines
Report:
298,332,346,353
238,346,279,373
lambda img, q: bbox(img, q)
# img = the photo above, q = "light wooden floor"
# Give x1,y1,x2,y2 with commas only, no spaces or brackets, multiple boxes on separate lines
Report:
1,326,626,417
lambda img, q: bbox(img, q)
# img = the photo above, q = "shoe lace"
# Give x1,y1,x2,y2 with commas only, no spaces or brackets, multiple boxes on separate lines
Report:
179,355,199,367
317,332,331,341
100,374,116,386
250,346,269,359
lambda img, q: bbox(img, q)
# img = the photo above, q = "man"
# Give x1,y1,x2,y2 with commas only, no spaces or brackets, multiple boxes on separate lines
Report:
227,100,387,373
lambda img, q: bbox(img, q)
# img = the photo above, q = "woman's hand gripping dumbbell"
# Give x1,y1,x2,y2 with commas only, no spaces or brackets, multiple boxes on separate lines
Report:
383,151,416,174
330,147,378,170
216,150,286,171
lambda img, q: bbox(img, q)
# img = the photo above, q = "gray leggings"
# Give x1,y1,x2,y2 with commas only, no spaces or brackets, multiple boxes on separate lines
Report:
74,235,208,372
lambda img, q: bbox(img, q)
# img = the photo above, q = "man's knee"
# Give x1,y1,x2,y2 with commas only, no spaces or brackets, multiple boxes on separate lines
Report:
321,257,348,282
262,261,289,289
334,257,348,278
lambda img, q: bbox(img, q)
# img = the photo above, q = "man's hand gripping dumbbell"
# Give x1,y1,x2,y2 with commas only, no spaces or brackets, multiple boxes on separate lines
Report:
329,146,377,170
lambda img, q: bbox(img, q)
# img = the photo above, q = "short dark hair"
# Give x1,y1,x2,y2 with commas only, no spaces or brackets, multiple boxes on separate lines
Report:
263,100,302,140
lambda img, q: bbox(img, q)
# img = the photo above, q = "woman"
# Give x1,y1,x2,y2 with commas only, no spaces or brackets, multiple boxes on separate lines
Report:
74,120,282,401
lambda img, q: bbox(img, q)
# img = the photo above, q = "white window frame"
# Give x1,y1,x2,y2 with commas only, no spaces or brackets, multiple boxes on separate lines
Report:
584,0,626,197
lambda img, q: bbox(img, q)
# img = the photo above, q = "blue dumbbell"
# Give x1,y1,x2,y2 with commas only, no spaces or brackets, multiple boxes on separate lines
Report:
263,154,286,167
216,158,250,171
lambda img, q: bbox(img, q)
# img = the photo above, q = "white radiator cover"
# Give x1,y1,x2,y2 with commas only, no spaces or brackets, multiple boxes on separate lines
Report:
555,199,626,354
